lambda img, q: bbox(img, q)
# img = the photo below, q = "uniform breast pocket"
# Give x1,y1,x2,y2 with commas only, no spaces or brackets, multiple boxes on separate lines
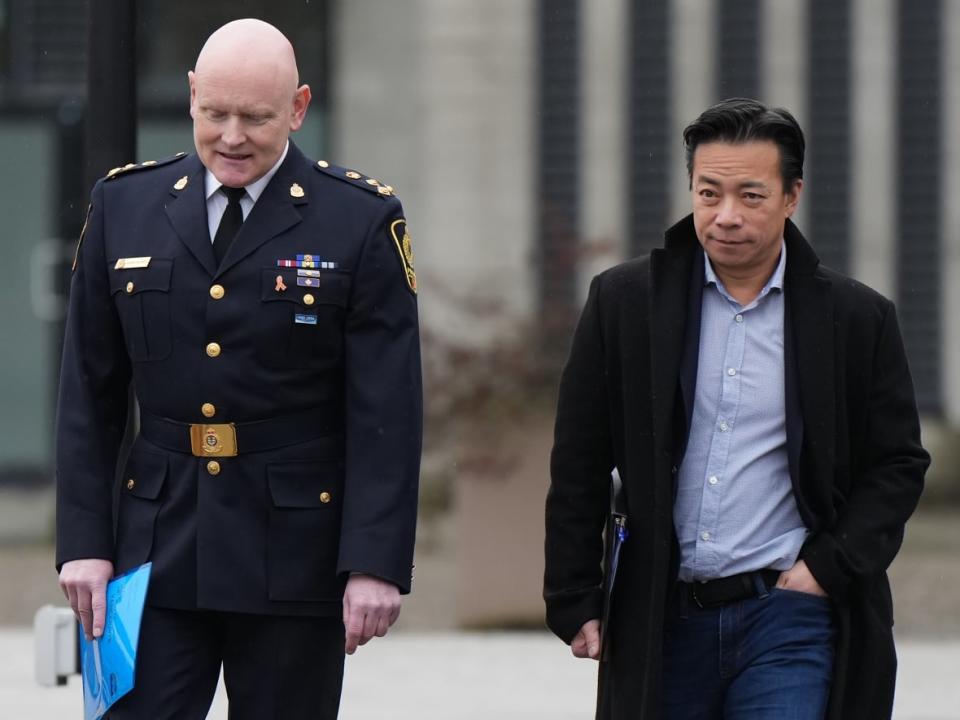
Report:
266,460,345,601
256,268,351,369
108,259,174,362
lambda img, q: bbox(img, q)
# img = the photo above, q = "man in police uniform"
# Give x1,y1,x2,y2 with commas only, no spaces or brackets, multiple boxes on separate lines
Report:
56,19,421,719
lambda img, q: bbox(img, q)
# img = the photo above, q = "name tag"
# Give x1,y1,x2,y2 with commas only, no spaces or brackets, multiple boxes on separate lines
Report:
294,313,317,325
114,257,151,269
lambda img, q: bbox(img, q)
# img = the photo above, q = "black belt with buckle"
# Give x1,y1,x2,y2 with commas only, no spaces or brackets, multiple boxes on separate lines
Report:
139,409,341,458
681,569,781,609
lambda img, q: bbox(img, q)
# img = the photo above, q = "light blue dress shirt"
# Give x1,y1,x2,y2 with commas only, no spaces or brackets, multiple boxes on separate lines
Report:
674,244,808,582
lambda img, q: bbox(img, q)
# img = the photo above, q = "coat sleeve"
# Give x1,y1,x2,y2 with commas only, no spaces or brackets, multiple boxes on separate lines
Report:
55,181,132,569
800,302,929,602
336,196,422,593
544,274,614,643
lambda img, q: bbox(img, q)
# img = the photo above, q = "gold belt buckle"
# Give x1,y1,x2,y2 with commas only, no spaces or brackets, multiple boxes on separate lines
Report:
189,423,238,457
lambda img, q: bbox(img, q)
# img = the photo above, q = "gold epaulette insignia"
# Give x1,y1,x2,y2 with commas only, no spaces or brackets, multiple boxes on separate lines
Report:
314,160,395,198
104,152,188,181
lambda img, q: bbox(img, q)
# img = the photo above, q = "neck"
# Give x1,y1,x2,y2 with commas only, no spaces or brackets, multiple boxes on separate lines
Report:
713,254,780,305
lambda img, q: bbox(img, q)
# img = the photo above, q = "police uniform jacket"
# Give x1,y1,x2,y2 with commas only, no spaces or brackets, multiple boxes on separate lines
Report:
56,142,422,617
544,216,929,719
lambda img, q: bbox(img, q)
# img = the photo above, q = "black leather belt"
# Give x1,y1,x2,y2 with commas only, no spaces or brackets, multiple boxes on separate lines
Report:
140,410,341,458
680,569,781,609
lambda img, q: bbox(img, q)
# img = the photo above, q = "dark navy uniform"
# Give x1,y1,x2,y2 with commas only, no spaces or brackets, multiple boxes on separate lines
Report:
56,143,421,716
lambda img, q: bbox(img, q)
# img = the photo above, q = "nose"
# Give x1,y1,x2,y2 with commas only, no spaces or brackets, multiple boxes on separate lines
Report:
714,197,742,228
221,117,246,147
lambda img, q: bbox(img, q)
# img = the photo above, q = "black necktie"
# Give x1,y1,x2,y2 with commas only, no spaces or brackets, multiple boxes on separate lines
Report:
213,186,246,263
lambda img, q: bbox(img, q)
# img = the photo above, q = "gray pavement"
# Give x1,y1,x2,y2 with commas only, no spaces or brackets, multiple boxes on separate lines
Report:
1,629,958,719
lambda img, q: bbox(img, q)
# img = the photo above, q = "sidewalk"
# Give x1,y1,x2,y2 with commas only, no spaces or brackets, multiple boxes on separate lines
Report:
2,629,957,719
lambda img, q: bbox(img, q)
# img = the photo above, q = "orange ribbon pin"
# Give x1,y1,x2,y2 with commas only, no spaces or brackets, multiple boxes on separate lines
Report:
275,275,287,292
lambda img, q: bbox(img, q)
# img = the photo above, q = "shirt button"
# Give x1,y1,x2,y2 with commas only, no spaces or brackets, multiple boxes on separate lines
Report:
735,314,744,323
708,476,718,485
201,403,216,418
206,342,221,358
207,460,221,476
701,531,711,541
719,420,728,432
126,478,135,490
727,368,737,376
210,284,225,300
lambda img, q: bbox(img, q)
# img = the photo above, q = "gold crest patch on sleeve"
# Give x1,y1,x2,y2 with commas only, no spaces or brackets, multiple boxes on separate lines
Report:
389,218,417,294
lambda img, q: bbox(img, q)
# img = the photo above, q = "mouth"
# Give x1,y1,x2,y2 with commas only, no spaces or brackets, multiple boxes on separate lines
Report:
711,237,744,246
217,151,252,162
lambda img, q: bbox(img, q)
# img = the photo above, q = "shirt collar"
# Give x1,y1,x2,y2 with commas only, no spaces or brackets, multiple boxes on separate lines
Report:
204,141,289,202
704,240,787,301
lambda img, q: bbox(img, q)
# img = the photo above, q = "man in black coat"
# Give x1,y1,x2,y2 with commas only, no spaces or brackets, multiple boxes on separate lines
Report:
544,98,929,719
56,19,421,719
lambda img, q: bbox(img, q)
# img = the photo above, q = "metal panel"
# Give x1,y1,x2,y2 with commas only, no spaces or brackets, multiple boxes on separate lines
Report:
807,0,851,273
629,0,670,256
717,0,759,99
537,0,580,358
897,0,942,415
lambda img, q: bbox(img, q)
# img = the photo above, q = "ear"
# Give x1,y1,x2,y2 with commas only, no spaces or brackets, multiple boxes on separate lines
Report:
188,71,197,120
289,84,312,132
784,178,803,218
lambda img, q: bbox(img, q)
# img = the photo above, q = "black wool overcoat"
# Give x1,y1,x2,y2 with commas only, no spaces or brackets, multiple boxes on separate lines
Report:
544,215,929,719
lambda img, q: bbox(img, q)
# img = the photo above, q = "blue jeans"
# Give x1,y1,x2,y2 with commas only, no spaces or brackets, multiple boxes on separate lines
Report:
662,587,835,720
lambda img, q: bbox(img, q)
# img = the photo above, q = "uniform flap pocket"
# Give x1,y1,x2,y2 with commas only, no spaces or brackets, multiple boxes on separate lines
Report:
267,461,342,508
122,449,168,500
260,268,351,308
108,259,174,295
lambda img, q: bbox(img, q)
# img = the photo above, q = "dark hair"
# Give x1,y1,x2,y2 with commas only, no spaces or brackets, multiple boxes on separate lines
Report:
682,98,805,191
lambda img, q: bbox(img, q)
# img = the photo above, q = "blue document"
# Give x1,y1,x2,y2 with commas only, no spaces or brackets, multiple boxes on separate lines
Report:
79,563,152,720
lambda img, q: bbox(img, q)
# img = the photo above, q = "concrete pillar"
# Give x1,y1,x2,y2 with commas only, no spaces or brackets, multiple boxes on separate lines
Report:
943,0,960,425
762,0,809,231
670,0,717,221
332,0,535,345
851,0,896,298
579,0,628,297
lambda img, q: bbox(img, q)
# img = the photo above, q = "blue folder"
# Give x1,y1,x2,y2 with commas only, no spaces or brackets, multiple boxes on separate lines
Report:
79,562,152,720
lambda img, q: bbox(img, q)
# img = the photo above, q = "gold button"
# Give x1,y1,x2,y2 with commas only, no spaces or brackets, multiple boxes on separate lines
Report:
126,281,134,294
318,160,329,168
201,403,216,418
207,460,221,476
210,284,225,300
303,294,315,306
320,492,331,504
126,478,135,490
345,170,361,180
206,342,221,358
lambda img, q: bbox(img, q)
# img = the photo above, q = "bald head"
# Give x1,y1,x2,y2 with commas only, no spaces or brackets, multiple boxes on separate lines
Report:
188,19,311,187
195,19,300,95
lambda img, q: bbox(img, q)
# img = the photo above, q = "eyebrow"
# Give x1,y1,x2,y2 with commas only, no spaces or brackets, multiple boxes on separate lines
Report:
696,175,771,192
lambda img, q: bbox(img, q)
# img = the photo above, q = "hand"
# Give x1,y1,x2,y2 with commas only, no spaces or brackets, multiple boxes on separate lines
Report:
571,618,601,660
59,559,114,640
775,559,828,598
342,574,401,655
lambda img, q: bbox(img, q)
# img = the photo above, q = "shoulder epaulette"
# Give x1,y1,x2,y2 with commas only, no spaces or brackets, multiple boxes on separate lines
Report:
313,159,395,198
104,152,189,181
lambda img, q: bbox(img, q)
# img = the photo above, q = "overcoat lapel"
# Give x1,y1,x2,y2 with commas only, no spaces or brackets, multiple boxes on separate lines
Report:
783,220,834,526
164,155,217,276
649,217,700,470
216,145,308,277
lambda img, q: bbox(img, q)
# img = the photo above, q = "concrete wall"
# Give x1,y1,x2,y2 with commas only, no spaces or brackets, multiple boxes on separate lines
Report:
332,0,536,347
